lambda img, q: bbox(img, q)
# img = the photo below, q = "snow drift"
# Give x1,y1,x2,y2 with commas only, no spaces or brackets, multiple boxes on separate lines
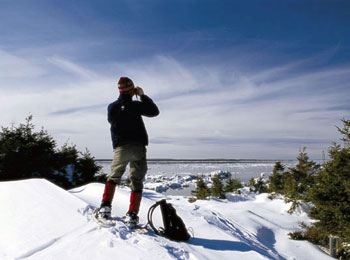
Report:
0,179,333,260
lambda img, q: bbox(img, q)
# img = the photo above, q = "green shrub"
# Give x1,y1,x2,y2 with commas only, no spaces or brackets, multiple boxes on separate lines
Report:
211,174,226,199
307,119,350,243
191,175,211,200
286,119,350,257
224,178,243,193
0,116,106,189
267,161,285,194
289,223,329,245
248,177,267,193
188,197,197,203
266,148,319,213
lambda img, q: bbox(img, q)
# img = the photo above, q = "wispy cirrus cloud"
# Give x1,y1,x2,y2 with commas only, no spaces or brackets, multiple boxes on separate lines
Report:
0,49,46,79
1,45,349,159
1,0,350,160
49,104,106,116
48,56,99,80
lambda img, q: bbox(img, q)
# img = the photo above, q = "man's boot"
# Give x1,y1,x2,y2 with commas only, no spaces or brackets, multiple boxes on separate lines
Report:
125,191,142,226
97,182,116,220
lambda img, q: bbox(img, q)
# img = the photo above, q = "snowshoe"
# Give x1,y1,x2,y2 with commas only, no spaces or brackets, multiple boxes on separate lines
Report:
92,206,116,228
123,211,139,228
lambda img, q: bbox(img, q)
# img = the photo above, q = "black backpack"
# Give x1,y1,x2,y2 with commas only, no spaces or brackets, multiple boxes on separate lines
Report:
147,199,191,242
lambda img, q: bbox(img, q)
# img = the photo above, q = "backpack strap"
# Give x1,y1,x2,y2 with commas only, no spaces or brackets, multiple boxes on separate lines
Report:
146,200,164,235
146,199,192,241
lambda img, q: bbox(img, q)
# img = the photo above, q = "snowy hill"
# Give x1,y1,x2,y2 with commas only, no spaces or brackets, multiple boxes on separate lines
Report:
0,179,334,260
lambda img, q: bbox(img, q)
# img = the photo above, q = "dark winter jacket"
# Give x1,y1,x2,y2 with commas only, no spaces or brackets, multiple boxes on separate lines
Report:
107,94,159,149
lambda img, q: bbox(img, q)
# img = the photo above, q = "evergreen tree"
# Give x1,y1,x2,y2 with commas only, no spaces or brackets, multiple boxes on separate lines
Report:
307,119,350,245
211,174,226,199
283,148,319,212
289,147,318,196
224,178,243,193
266,149,318,213
248,177,267,193
74,148,105,186
0,116,57,181
0,116,105,189
191,175,210,200
267,162,285,194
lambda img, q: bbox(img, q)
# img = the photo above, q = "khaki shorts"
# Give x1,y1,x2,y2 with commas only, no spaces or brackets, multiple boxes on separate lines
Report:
107,144,147,192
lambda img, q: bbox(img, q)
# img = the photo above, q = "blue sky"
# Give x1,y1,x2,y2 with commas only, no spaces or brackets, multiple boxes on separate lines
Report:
1,0,350,159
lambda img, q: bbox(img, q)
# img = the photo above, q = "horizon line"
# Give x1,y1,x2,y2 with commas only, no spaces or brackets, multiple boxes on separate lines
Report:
94,158,297,162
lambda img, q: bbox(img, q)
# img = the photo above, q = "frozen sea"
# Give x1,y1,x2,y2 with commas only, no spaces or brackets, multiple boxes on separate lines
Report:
96,159,297,195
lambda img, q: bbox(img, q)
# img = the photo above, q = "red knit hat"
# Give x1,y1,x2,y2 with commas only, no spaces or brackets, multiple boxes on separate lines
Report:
118,77,134,93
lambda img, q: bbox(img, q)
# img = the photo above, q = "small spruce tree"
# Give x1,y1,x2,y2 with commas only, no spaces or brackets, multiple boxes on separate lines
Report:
283,148,318,213
248,177,267,193
224,178,243,193
267,161,285,194
211,174,226,199
266,149,318,213
289,147,318,196
191,175,210,200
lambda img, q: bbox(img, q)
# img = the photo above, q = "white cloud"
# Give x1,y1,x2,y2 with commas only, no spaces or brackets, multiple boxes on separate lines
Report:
111,55,200,98
48,56,99,80
0,49,46,78
0,50,348,159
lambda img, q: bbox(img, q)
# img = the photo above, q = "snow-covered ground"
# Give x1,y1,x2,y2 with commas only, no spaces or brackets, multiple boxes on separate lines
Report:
0,179,333,260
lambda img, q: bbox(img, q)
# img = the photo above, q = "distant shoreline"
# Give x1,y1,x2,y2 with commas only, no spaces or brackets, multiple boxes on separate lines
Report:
95,158,295,164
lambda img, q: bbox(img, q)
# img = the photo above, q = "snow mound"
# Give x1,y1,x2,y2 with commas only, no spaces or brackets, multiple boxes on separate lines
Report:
0,179,333,260
0,179,87,259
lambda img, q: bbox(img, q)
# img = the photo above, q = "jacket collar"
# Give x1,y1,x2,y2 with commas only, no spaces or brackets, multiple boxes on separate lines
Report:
118,93,132,101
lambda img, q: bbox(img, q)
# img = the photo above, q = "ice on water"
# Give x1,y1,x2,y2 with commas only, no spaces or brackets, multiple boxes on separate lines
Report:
97,160,296,194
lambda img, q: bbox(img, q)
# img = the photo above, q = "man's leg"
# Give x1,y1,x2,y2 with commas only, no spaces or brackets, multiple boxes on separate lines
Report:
100,146,129,207
128,191,143,215
101,182,117,207
128,145,148,215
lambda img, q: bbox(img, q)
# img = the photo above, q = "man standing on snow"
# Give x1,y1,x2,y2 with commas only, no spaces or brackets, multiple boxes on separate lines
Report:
96,76,159,226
